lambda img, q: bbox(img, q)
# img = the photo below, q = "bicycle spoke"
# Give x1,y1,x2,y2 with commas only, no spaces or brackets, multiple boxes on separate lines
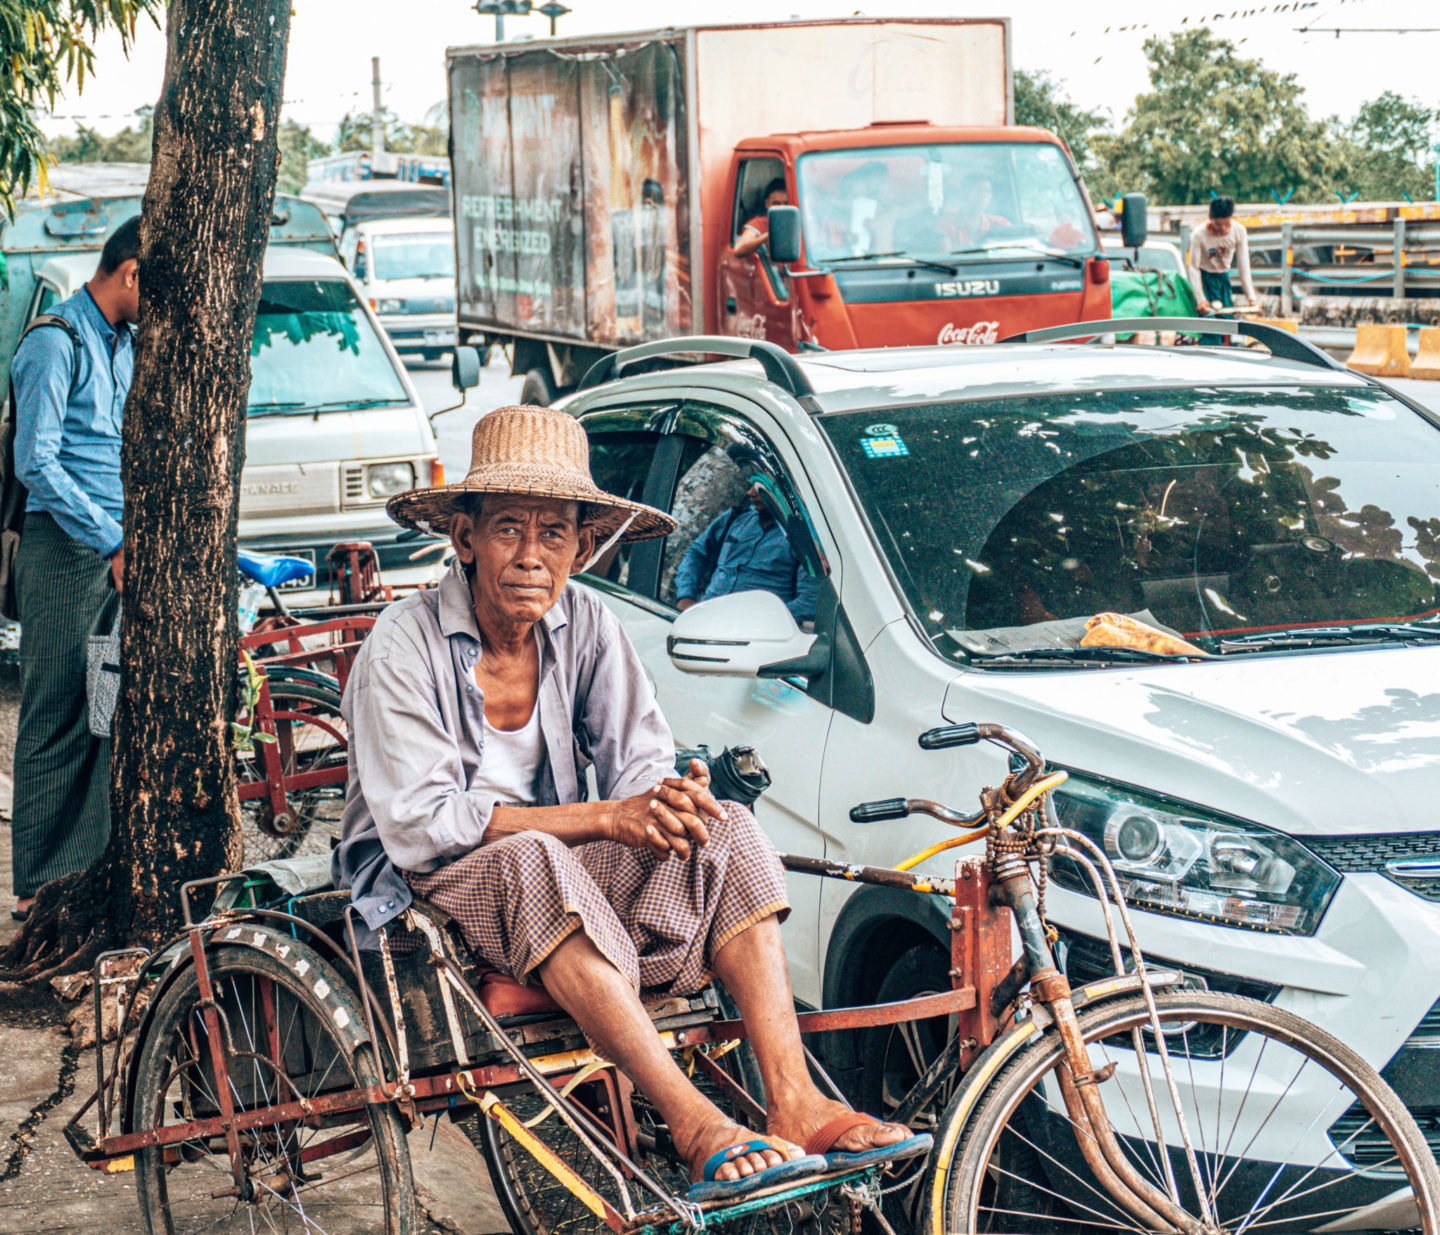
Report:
1089,1038,1170,1193
992,1115,1150,1230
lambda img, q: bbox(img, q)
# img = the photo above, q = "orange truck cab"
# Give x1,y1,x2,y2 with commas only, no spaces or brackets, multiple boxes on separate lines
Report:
448,18,1117,403
714,125,1110,351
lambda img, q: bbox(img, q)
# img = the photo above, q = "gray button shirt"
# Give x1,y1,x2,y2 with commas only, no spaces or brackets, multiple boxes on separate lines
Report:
332,566,677,931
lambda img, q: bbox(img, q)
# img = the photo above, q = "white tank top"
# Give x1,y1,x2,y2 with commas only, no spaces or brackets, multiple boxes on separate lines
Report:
477,639,544,807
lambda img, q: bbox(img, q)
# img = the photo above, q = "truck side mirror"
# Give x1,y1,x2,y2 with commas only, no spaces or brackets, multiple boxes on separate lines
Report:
1120,193,1148,249
767,206,802,266
452,345,482,391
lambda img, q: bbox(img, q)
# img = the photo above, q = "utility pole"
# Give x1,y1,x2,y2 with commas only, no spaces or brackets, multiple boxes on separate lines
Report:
371,56,384,163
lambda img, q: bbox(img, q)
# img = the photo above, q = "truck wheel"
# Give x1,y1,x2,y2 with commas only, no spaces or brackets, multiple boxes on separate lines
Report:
520,367,558,407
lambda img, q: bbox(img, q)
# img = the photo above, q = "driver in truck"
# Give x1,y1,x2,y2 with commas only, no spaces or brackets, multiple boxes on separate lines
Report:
333,405,929,1202
732,179,789,259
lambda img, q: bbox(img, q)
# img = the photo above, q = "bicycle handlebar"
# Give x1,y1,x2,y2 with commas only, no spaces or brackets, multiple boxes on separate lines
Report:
849,798,910,823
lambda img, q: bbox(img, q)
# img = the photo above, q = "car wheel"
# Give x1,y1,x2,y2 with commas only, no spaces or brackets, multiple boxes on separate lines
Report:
859,944,956,1234
519,366,558,407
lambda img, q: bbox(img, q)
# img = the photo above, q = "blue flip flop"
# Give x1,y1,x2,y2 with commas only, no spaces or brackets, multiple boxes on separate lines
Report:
688,1140,830,1204
806,1113,934,1171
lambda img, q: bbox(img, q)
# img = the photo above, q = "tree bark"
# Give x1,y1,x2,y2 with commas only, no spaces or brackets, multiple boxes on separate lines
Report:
2,0,293,976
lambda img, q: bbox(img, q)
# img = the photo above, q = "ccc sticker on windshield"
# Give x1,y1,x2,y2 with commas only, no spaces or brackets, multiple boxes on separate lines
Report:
861,433,909,459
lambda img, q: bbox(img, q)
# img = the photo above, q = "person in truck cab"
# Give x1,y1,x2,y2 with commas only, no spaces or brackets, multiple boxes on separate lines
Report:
732,179,789,259
333,405,926,1200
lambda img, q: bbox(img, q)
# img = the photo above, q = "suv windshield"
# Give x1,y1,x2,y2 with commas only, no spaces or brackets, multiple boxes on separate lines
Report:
372,233,455,281
823,386,1440,663
797,141,1096,265
248,279,409,414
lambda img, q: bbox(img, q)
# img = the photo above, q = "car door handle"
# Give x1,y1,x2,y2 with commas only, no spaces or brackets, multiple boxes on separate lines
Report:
725,297,737,314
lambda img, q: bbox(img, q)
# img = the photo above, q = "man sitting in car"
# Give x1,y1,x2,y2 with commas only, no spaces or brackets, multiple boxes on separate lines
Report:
332,404,924,1200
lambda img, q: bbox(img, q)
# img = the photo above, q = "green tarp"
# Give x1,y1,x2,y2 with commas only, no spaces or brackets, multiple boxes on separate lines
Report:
1110,268,1198,325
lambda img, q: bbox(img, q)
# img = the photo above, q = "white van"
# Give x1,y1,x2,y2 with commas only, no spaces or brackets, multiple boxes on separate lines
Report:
340,216,457,361
26,246,444,606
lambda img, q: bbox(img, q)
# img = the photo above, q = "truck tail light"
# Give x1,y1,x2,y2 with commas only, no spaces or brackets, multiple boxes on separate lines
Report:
429,458,444,487
1087,256,1110,285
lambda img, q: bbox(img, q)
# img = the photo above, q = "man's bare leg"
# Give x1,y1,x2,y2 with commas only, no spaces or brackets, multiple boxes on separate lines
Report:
537,931,803,1182
712,915,909,1154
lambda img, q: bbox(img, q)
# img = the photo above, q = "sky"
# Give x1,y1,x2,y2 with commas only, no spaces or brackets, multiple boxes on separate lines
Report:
36,0,1440,143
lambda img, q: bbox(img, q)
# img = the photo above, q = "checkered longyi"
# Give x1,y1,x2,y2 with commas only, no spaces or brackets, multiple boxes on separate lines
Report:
404,801,789,995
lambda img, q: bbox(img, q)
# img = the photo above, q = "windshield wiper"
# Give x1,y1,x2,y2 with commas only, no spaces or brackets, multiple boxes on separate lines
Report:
1216,623,1440,653
824,251,960,275
248,400,307,412
947,243,1086,268
307,398,410,411
969,645,1199,668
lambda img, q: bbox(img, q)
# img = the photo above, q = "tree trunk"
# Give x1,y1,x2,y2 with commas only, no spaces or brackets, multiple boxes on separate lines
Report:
2,0,293,977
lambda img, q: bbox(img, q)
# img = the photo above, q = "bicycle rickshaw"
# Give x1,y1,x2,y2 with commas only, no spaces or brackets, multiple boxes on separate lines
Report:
63,722,1440,1235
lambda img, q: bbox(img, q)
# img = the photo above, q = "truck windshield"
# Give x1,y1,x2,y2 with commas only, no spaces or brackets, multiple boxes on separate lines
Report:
372,233,456,281
797,142,1097,265
248,279,409,415
822,386,1440,664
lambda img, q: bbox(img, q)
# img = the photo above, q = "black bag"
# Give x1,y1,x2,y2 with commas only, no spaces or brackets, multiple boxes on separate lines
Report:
1,314,83,621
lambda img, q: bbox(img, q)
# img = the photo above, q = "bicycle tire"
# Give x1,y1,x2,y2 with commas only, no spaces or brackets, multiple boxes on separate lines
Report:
927,990,1440,1234
234,678,347,865
129,944,419,1234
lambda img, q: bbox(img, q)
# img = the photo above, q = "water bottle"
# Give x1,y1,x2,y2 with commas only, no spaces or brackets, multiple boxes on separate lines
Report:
238,581,266,633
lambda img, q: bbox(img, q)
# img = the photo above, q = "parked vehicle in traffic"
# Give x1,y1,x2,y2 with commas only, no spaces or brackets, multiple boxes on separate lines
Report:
340,215,457,360
300,178,449,256
448,18,1120,404
2,174,444,607
539,325,1440,1197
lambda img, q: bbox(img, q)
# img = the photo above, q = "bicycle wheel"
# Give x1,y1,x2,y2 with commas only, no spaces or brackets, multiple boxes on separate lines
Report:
130,943,418,1234
929,991,1440,1234
235,679,348,864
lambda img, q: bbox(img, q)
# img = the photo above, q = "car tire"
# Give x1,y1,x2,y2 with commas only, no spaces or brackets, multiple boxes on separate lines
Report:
520,366,559,407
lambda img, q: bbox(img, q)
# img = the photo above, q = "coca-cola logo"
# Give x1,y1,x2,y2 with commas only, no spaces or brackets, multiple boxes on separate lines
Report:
938,321,1001,346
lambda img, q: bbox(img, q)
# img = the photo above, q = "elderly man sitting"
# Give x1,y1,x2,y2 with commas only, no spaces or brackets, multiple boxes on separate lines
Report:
333,405,926,1200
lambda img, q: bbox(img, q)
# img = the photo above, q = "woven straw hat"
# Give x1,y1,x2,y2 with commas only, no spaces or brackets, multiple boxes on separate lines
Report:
386,404,676,541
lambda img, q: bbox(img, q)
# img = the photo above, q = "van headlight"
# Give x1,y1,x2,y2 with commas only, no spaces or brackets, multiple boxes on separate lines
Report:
367,462,415,497
1048,776,1340,935
376,298,404,314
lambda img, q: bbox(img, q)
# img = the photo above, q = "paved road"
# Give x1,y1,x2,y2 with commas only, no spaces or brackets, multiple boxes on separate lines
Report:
406,355,523,480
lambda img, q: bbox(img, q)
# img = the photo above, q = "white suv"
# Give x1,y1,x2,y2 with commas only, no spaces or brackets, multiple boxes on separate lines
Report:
555,328,1440,1190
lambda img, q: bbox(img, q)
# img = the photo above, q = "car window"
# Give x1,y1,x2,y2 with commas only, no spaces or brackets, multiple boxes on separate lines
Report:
33,282,59,317
823,385,1440,661
248,278,410,415
661,406,827,625
579,427,666,592
372,233,455,281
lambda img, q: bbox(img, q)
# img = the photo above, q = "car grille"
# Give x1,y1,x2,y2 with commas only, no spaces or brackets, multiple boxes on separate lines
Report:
1329,996,1440,1169
387,296,454,315
1305,832,1440,902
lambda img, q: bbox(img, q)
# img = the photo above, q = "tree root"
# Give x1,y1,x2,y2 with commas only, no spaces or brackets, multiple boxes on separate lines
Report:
0,865,126,983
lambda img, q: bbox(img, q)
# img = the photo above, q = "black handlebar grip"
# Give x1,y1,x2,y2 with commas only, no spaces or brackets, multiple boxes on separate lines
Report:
849,798,910,823
918,723,982,751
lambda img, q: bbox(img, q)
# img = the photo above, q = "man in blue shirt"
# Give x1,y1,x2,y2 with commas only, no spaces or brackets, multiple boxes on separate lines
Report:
9,216,139,920
675,480,817,623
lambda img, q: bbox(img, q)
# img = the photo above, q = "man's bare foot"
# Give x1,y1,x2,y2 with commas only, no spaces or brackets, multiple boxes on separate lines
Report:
770,1096,910,1155
677,1111,806,1183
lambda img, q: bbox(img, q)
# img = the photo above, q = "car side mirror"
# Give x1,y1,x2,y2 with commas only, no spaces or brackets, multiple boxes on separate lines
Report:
767,205,802,265
667,590,818,678
452,345,482,391
1120,193,1148,249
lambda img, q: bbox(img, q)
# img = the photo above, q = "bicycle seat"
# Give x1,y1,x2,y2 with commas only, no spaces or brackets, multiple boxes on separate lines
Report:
237,548,315,589
477,966,562,1018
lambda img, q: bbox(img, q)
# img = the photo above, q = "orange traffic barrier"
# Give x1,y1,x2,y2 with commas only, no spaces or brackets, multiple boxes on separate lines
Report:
1254,317,1298,335
1411,327,1440,381
1346,323,1411,377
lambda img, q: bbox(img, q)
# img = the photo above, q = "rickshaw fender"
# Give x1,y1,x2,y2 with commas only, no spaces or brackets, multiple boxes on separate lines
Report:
120,925,371,1133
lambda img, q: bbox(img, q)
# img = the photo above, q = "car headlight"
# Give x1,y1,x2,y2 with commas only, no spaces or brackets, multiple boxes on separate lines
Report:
367,462,415,498
1049,775,1340,935
376,298,404,314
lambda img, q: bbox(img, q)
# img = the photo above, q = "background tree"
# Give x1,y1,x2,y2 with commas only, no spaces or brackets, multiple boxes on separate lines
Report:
1329,93,1439,201
47,105,155,163
335,102,448,156
0,0,159,213
276,117,327,192
3,0,293,976
1015,69,1111,177
1095,28,1343,204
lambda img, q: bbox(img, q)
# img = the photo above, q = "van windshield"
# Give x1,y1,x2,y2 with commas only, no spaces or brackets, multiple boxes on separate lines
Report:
823,386,1440,664
797,141,1097,265
372,234,455,281
248,279,409,415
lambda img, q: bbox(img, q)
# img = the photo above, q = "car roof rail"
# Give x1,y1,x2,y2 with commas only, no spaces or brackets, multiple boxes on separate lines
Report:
1000,317,1345,372
578,335,822,409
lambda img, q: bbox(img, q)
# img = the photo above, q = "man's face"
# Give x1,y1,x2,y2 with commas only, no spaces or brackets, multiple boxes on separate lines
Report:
765,188,789,211
450,495,596,628
116,258,140,324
